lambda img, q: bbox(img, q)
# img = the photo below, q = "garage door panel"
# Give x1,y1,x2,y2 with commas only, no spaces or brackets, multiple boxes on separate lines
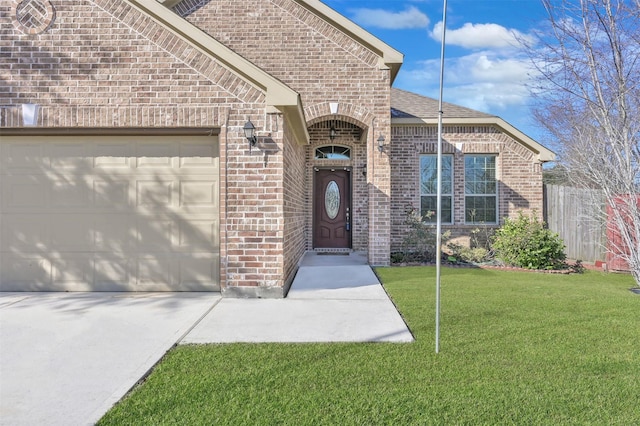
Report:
52,181,92,207
94,180,130,208
95,215,135,251
135,142,177,168
1,135,220,292
179,142,218,167
4,179,47,208
94,257,132,289
50,143,90,169
0,143,46,170
136,256,173,289
0,255,51,290
180,180,218,209
2,215,48,249
136,181,173,207
136,219,174,251
178,255,219,290
93,142,133,169
50,214,95,251
178,219,219,251
52,255,94,289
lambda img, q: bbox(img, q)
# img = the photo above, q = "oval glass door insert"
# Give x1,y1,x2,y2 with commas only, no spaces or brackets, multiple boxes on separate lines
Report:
325,181,340,219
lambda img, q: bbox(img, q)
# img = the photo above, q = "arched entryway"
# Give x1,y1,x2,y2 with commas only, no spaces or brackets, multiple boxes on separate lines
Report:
307,119,368,251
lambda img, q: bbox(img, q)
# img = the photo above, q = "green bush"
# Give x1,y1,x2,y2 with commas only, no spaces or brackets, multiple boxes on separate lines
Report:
492,212,567,270
447,242,491,263
395,206,450,263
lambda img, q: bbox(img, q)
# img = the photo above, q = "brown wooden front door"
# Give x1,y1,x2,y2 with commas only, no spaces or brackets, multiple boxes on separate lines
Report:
313,169,351,248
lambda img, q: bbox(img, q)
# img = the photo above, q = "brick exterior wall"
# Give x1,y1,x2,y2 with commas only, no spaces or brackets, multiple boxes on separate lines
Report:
2,0,395,295
178,0,393,266
1,0,283,295
1,1,263,128
221,112,290,297
282,116,307,294
390,125,544,252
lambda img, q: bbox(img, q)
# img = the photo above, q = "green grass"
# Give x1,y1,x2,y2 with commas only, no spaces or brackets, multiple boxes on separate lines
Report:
99,268,640,425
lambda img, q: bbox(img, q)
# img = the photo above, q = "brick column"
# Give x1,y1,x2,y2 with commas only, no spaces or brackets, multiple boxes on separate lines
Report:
368,120,391,266
221,113,286,298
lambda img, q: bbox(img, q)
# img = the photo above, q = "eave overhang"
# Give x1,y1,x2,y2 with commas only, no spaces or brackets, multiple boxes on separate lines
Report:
392,116,556,163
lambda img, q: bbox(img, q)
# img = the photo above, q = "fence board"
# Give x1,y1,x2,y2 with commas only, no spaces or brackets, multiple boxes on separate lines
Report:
543,185,606,263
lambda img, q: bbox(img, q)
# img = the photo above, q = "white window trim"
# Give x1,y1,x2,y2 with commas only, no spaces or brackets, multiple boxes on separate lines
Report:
315,145,351,160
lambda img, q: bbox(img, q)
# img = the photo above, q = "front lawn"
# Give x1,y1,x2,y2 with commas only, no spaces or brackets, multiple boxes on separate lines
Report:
99,268,639,425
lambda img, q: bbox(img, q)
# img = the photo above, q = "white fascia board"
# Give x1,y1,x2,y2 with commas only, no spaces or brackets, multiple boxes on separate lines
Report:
156,0,182,8
392,116,556,162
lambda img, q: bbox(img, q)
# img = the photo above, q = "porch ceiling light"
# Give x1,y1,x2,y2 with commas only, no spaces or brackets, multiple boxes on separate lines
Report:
243,120,257,152
377,134,385,153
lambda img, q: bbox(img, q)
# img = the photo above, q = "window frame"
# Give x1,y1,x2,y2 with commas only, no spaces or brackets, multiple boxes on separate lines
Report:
315,145,351,160
419,154,453,224
464,154,498,224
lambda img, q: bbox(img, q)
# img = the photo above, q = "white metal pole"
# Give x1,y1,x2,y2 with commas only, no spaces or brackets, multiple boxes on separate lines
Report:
435,0,448,354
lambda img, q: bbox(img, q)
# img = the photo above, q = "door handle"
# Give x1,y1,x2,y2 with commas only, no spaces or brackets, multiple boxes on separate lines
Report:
345,207,350,231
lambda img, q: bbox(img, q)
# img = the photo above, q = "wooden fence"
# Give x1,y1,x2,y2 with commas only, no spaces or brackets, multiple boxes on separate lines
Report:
543,184,606,263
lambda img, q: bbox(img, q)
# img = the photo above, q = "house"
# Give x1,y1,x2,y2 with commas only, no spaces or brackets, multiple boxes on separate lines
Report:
389,88,555,251
0,0,555,296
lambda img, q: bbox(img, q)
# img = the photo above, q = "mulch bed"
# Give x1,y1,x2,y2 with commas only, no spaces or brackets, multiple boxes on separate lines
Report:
391,260,589,275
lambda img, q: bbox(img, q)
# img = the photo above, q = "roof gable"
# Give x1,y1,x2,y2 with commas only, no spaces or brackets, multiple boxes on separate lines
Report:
391,88,556,162
159,0,404,84
132,0,308,143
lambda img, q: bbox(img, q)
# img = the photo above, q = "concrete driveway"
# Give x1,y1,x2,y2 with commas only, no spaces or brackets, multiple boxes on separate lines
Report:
0,292,220,426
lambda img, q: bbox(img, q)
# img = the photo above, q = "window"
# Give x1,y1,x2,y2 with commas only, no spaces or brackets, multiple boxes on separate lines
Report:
465,155,497,223
315,145,351,160
420,155,452,223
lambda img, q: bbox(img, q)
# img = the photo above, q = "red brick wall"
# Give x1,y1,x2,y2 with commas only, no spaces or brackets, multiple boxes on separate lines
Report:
178,0,393,265
1,0,282,294
2,0,395,294
390,125,544,252
221,112,290,296
283,116,307,292
1,1,264,128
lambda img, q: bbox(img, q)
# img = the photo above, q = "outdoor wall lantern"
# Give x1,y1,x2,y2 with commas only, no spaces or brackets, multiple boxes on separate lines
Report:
329,126,337,141
360,164,367,177
243,120,257,152
377,134,385,153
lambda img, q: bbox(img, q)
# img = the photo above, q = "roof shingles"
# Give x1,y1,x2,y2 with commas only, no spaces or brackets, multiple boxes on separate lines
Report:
391,87,494,119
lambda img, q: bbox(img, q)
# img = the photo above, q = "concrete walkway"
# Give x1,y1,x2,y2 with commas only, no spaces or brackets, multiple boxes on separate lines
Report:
0,292,219,426
0,252,412,425
184,252,414,343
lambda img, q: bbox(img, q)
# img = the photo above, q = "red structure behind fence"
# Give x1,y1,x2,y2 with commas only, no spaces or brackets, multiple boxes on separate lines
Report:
606,195,639,272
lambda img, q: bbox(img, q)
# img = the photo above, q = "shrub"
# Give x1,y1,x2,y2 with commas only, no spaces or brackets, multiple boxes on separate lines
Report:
448,245,491,263
395,206,450,263
492,212,567,270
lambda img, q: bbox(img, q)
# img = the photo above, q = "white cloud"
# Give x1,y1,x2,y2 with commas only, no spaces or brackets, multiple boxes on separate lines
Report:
398,51,538,112
349,6,429,30
430,22,535,49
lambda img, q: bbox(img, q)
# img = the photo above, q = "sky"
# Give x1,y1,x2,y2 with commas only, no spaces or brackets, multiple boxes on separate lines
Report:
321,0,550,143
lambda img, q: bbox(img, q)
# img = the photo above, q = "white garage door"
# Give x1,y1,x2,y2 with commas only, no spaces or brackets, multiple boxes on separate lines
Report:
0,135,220,291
